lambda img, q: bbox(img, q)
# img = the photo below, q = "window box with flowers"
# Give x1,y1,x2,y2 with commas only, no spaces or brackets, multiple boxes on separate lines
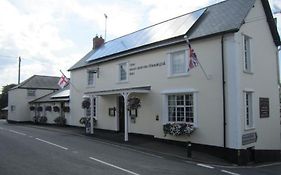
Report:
163,123,195,136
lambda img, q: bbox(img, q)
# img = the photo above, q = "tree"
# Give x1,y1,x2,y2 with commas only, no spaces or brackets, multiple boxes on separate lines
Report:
0,84,17,109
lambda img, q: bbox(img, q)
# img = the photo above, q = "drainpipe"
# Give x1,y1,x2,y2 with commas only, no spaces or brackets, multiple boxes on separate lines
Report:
221,35,226,148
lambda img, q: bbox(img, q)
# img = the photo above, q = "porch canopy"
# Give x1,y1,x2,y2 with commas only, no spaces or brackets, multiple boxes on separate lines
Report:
85,85,151,141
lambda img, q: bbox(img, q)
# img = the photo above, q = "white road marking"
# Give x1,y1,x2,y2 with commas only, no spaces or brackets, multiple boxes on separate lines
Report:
8,129,26,136
221,170,240,175
89,157,140,175
255,162,281,168
35,138,68,150
29,136,33,138
197,163,214,169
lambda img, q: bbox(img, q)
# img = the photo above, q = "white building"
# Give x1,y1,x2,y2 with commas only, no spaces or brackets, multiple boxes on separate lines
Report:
8,75,60,122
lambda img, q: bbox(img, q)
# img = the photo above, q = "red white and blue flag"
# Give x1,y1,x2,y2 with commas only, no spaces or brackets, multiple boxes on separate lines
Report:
58,74,69,89
187,44,199,71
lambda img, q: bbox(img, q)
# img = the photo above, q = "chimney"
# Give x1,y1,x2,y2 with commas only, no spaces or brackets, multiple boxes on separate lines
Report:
93,35,104,50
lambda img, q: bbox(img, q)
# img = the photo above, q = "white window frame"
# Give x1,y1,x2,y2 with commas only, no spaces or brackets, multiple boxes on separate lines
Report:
162,89,198,127
87,70,96,87
11,105,15,112
244,91,254,130
118,62,128,82
27,89,36,97
243,35,252,73
167,50,189,77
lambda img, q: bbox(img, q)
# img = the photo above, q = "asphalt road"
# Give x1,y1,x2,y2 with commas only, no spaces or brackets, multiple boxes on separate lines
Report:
0,120,281,175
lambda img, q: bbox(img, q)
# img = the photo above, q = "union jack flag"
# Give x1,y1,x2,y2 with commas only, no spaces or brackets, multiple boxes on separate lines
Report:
187,44,199,71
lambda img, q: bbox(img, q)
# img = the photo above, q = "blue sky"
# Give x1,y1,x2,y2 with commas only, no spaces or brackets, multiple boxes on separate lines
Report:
0,0,280,91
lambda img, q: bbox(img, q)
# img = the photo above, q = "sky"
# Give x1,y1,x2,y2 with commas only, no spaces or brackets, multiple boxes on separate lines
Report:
0,0,281,92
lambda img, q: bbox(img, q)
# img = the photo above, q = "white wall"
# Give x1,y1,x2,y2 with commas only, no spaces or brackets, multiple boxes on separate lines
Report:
235,0,280,150
8,88,53,122
70,36,225,147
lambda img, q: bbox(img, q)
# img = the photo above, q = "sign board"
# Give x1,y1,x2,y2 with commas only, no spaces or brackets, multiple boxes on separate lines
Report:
259,97,269,118
242,132,257,145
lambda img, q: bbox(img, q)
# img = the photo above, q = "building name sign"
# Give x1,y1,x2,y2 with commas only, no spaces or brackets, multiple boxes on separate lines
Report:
259,97,269,118
242,132,257,145
129,61,165,75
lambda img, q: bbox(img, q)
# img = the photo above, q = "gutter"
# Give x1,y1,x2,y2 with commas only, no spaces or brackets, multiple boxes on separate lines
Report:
221,35,226,148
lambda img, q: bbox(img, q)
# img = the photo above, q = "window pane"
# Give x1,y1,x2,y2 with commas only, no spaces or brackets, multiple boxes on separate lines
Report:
171,51,186,74
88,72,95,85
185,94,193,106
176,107,184,121
168,107,176,121
168,95,175,105
176,95,184,105
120,63,127,81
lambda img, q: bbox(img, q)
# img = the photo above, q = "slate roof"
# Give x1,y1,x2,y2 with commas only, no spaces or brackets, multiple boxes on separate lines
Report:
12,75,60,90
69,0,280,71
30,85,70,103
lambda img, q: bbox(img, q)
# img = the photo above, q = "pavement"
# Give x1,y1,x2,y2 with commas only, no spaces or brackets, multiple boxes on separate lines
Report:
23,123,235,166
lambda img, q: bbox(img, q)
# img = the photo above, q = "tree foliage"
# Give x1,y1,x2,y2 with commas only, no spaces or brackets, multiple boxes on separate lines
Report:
0,84,17,109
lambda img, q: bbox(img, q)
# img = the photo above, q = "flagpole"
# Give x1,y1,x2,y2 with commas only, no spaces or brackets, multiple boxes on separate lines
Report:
184,36,210,80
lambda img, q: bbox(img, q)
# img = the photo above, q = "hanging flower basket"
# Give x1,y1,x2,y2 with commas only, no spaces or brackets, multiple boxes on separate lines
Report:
63,106,70,113
30,106,35,111
37,106,43,112
54,116,66,126
128,97,141,109
82,100,90,109
53,106,60,112
45,106,52,112
163,123,196,136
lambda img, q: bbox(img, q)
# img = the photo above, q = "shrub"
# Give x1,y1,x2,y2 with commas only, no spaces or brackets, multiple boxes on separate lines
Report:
39,116,47,124
33,116,40,124
63,106,70,113
79,117,96,126
54,116,66,126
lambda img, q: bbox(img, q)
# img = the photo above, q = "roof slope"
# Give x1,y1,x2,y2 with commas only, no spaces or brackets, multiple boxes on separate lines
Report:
30,85,69,103
69,0,280,71
12,75,60,90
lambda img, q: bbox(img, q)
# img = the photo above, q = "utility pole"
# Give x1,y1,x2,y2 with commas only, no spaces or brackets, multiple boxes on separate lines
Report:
18,56,21,84
104,13,108,41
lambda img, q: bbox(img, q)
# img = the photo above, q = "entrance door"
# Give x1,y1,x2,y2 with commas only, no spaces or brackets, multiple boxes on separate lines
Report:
118,96,125,132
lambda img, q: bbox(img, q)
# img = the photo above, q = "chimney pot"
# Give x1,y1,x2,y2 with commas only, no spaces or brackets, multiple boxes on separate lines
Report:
93,35,104,50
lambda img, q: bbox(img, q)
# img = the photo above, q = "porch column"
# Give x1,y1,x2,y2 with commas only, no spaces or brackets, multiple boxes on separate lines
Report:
90,95,94,134
121,92,130,141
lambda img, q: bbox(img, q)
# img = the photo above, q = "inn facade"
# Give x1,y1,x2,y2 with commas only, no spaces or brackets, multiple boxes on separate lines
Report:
68,0,281,164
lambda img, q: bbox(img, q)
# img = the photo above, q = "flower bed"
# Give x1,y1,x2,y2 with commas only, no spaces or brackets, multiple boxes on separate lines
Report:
163,123,195,136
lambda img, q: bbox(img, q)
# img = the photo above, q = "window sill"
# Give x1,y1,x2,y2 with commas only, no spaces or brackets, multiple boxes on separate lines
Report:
243,70,253,75
117,80,129,84
86,85,95,89
168,73,190,79
244,127,255,131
